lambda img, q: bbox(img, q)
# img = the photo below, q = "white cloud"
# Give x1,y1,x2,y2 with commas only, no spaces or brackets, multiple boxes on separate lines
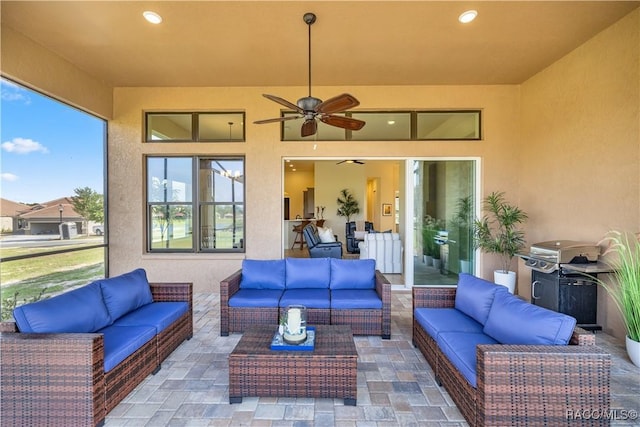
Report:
1,137,49,154
1,173,19,182
1,80,31,104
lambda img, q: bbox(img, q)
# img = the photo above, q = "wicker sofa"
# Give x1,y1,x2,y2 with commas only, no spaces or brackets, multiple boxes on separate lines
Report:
221,257,391,338
412,273,611,427
0,268,193,427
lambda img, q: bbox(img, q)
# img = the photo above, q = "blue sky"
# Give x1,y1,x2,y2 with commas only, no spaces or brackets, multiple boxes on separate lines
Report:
0,78,105,204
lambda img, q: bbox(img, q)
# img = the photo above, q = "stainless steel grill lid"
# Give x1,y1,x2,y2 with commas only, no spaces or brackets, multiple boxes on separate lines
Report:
529,240,600,263
518,240,600,273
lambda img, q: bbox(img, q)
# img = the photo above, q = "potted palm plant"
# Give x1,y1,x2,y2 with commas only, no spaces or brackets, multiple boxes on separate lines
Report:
473,191,528,293
596,230,640,367
336,188,360,222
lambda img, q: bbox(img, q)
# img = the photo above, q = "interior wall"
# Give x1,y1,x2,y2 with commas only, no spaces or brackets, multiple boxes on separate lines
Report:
283,169,313,220
519,9,640,339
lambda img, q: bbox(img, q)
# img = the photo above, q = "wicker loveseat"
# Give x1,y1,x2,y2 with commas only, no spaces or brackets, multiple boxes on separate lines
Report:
0,268,193,427
221,257,391,338
412,274,611,427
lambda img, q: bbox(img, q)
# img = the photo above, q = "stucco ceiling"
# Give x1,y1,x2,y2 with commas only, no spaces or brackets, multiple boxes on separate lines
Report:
2,1,638,88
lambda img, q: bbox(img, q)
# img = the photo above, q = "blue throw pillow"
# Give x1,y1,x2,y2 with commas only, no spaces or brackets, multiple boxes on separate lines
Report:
329,258,375,289
454,273,506,325
240,259,285,290
99,268,153,321
483,291,577,345
285,258,330,289
13,281,111,333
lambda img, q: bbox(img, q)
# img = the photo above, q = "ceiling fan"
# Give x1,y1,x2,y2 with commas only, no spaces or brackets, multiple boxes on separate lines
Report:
336,160,365,165
254,12,366,138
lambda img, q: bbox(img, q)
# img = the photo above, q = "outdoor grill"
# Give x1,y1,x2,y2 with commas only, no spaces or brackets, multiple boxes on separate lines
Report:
518,240,603,330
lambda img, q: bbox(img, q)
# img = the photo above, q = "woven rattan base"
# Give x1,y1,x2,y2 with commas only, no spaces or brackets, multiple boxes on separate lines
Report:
229,325,357,405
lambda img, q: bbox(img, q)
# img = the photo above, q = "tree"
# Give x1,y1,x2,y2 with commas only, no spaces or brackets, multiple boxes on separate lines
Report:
336,188,360,222
71,187,104,235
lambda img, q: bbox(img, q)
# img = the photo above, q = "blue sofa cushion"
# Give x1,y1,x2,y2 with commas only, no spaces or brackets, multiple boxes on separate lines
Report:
98,325,157,372
331,289,382,309
414,308,484,340
454,273,506,325
99,268,153,322
285,258,330,289
279,289,331,309
13,282,111,333
483,291,577,345
228,289,283,308
437,331,499,388
112,302,189,334
329,258,375,290
240,259,285,290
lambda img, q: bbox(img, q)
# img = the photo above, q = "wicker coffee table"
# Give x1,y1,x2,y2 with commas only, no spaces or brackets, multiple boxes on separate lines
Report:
228,324,357,405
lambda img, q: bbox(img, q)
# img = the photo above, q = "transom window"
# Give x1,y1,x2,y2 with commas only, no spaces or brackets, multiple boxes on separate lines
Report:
282,110,481,141
145,112,245,142
146,156,245,252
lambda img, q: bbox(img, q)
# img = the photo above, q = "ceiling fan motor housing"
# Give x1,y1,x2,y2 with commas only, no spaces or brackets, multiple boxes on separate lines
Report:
297,96,322,112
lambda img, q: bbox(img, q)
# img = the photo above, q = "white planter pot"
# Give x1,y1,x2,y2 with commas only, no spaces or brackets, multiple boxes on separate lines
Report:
432,259,442,270
460,260,471,274
424,255,433,265
494,270,516,294
626,335,640,368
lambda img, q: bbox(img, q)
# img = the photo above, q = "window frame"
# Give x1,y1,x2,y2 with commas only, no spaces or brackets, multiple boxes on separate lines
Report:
145,155,246,253
144,111,246,142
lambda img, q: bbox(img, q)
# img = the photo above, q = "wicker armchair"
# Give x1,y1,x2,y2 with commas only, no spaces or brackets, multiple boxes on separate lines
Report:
412,286,611,427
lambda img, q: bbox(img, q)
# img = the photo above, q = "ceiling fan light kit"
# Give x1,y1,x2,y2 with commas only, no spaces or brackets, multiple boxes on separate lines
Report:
254,12,366,137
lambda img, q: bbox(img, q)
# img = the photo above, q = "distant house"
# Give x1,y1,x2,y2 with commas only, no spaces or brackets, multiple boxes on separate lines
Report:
3,197,85,235
0,198,31,234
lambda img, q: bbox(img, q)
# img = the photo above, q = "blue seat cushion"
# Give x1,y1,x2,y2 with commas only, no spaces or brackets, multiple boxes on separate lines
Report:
13,282,111,333
228,289,283,308
436,331,498,388
414,308,484,340
329,258,376,290
112,302,189,334
331,289,382,309
285,258,330,289
240,259,286,290
99,268,153,322
98,325,157,372
483,291,577,345
279,289,330,309
454,273,507,325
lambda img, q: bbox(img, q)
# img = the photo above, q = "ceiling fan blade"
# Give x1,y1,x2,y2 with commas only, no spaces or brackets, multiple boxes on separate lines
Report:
320,115,366,131
253,115,301,124
336,160,364,165
262,94,304,114
315,93,360,114
301,119,317,137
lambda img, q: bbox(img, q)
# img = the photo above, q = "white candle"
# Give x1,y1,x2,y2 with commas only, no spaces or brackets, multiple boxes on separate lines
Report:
287,308,301,334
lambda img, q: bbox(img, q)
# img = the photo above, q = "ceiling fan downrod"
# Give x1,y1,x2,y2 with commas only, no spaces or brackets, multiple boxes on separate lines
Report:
303,12,316,98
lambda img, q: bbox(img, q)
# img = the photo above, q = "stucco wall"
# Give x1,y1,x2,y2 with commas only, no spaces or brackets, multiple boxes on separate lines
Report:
0,26,112,119
519,9,640,339
109,85,520,290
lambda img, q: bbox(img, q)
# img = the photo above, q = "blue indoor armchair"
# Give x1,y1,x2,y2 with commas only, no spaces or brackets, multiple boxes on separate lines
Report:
302,224,343,258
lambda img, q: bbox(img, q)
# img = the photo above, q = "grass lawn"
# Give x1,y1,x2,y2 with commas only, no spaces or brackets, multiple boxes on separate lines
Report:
0,246,105,320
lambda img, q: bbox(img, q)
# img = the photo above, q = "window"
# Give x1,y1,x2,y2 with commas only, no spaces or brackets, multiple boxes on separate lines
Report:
145,112,245,142
281,110,481,141
146,156,245,252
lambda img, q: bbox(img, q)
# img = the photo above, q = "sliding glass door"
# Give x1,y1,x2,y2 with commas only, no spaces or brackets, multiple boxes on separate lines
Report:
411,160,476,286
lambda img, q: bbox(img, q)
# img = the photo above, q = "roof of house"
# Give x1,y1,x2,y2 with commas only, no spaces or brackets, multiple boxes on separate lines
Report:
0,198,31,217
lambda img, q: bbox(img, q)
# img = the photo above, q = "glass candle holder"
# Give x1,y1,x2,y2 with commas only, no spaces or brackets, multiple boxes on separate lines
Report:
283,305,307,345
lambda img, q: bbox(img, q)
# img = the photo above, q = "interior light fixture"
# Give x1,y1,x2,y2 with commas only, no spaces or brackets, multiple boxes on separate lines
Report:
143,11,163,24
387,120,396,125
458,10,478,24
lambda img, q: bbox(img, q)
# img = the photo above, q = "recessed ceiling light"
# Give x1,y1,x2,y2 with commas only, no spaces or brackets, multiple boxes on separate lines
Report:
143,11,163,24
458,10,478,24
387,120,396,125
